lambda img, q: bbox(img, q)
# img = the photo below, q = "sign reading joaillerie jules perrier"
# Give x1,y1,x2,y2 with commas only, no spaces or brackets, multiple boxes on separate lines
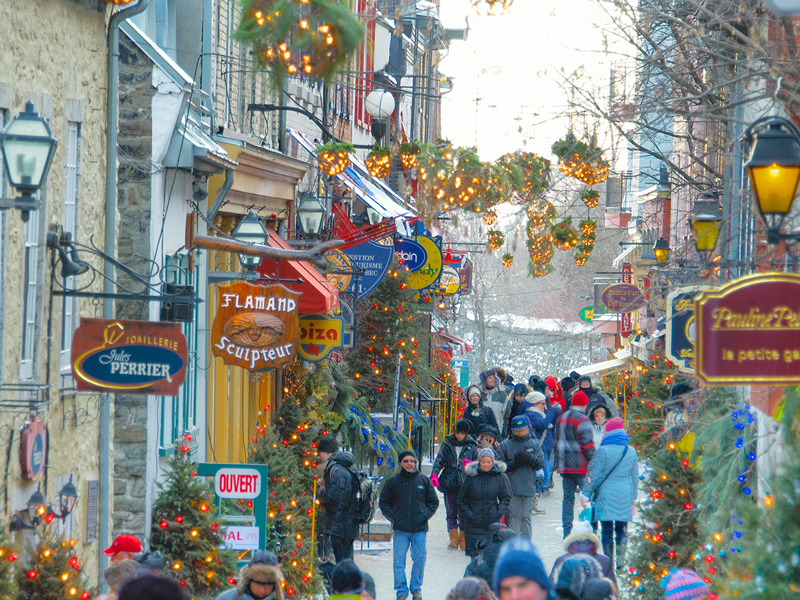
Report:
211,282,300,371
695,272,800,384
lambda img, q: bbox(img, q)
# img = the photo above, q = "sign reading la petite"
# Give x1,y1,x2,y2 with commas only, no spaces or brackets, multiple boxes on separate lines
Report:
211,282,300,371
695,272,800,384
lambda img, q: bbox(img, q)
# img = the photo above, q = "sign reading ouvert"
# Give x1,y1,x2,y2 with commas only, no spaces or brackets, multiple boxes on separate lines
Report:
695,272,800,384
211,282,300,371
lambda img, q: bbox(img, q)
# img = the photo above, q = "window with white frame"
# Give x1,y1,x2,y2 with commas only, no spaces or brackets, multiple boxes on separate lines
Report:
20,206,40,380
0,109,6,379
60,122,81,375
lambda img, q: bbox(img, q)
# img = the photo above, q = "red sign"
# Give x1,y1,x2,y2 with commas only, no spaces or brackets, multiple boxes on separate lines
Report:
214,468,262,499
20,417,46,480
621,264,632,338
695,272,800,384
72,319,188,395
211,282,300,371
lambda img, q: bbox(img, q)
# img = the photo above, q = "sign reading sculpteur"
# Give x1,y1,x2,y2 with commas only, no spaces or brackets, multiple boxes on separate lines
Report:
72,319,188,395
601,283,645,313
298,314,344,362
211,282,299,371
666,286,710,374
695,273,800,384
407,235,443,291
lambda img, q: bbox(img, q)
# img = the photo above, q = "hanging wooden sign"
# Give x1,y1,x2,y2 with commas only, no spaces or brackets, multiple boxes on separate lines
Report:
211,282,300,371
20,417,47,481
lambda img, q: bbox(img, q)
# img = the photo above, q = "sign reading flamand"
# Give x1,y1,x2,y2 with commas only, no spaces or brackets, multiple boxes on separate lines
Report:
211,282,300,371
695,272,800,384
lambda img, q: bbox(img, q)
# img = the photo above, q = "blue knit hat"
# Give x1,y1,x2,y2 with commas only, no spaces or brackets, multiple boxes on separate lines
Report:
511,416,529,431
478,448,495,461
493,537,550,593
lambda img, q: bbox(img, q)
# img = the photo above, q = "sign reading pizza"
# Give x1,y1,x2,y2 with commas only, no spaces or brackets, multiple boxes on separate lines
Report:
298,314,344,362
211,282,300,371
695,272,800,384
72,318,188,395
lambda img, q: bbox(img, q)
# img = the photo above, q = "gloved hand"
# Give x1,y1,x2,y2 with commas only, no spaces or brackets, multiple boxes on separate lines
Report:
514,451,532,466
430,473,439,488
580,493,591,508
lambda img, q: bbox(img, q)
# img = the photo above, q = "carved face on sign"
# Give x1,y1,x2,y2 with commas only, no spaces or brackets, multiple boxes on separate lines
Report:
211,283,300,371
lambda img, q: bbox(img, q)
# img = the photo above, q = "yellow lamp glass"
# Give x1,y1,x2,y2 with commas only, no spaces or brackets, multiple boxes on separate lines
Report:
654,247,669,263
749,163,800,214
692,220,720,252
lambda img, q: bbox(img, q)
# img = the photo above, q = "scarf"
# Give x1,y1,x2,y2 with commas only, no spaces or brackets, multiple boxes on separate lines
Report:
600,430,631,446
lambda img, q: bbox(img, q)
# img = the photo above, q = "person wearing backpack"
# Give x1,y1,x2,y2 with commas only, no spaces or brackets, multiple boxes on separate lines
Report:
431,419,477,550
317,437,359,564
379,450,439,600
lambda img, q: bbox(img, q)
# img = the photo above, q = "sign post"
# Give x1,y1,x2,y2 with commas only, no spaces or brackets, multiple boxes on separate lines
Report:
196,463,269,551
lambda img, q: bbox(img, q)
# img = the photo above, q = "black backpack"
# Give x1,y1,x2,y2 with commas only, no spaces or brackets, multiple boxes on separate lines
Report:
348,465,380,525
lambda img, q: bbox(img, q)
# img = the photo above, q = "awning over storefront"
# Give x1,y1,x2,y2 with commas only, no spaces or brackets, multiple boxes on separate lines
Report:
440,332,473,355
612,244,636,268
256,229,339,313
287,128,415,235
576,349,633,378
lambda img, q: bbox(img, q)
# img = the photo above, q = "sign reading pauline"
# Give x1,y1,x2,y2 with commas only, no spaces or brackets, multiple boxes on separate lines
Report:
695,272,800,384
72,319,188,395
211,282,300,371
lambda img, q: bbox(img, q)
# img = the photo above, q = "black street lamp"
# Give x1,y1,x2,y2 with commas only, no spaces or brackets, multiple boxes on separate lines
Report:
653,237,670,263
232,211,269,269
297,195,326,237
58,475,79,518
744,116,800,244
0,101,58,222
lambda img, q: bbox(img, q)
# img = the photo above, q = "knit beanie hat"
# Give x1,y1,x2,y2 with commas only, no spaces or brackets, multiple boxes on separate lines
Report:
397,450,416,463
456,419,473,433
317,437,338,454
467,385,481,399
561,377,576,392
493,537,550,594
663,568,709,600
512,383,531,397
331,559,364,594
579,375,593,387
525,391,546,405
478,448,495,461
605,417,625,433
544,376,557,390
569,370,581,381
571,391,590,407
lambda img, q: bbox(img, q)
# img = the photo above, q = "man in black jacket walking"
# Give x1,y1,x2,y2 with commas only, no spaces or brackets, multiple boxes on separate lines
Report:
317,437,359,563
379,450,439,600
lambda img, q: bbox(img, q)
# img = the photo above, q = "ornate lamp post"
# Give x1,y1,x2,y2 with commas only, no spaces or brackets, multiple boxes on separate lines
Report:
233,211,269,269
653,237,670,264
296,195,326,237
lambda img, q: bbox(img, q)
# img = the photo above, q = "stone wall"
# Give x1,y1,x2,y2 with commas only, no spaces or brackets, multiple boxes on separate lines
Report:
113,35,156,539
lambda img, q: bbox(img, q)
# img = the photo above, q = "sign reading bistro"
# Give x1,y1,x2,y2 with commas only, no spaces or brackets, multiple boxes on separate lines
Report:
211,282,300,371
72,319,188,395
695,272,800,384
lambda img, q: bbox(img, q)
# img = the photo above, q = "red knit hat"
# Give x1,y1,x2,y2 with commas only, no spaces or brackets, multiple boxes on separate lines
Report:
570,391,589,407
544,376,557,390
605,417,625,433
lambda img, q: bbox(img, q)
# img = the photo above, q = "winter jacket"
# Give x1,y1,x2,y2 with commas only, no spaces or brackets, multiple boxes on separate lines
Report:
577,377,618,418
379,468,439,533
215,562,285,600
134,551,165,578
318,452,359,539
432,434,477,492
457,460,512,533
462,401,499,436
521,402,562,452
495,433,545,497
464,525,518,588
549,532,617,590
581,432,639,522
479,378,509,435
555,409,596,475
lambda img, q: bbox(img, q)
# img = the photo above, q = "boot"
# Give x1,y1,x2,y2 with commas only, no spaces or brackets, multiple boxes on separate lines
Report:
531,495,546,514
458,530,466,550
448,529,459,549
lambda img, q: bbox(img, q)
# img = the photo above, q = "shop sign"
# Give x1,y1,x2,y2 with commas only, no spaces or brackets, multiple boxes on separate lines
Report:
437,265,460,295
666,286,709,374
215,467,262,499
695,272,800,384
459,259,472,295
72,318,188,395
578,306,594,322
20,418,47,480
601,283,645,313
298,314,344,362
395,237,428,272
327,238,395,300
211,282,300,372
223,526,260,550
621,264,633,338
407,235,443,291
333,299,355,348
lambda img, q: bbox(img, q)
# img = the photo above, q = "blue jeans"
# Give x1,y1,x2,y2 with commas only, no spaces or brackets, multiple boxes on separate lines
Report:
393,530,427,596
543,450,555,488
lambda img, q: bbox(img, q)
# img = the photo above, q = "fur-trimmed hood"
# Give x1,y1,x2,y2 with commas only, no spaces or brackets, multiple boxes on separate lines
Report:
237,563,285,600
464,459,507,476
563,530,601,554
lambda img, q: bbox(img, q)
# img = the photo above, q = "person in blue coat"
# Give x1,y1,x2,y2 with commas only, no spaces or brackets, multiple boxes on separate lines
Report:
518,392,562,496
579,417,639,569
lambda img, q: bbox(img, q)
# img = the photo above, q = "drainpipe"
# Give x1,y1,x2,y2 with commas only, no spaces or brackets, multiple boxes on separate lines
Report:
102,0,149,583
207,168,234,221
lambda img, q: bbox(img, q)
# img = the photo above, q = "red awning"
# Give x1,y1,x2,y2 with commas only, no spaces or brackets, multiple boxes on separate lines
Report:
257,230,339,314
440,332,473,355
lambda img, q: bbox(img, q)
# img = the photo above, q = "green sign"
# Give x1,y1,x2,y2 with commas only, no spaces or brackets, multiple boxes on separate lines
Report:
579,306,594,322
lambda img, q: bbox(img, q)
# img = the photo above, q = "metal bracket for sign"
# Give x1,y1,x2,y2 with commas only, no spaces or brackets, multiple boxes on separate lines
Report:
207,271,304,285
0,384,50,413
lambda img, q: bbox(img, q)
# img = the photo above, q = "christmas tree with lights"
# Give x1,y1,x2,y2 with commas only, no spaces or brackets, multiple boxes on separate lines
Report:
626,355,682,450
0,522,17,599
150,449,237,598
15,523,92,600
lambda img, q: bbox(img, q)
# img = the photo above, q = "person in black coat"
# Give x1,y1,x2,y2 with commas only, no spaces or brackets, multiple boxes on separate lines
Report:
457,448,512,558
317,438,359,563
431,419,477,550
379,450,439,600
463,523,518,590
462,386,499,436
503,384,531,439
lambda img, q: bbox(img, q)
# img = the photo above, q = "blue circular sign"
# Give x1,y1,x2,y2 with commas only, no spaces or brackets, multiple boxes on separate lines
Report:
394,238,428,272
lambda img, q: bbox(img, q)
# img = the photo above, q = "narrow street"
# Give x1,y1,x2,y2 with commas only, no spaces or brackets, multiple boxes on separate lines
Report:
355,475,569,599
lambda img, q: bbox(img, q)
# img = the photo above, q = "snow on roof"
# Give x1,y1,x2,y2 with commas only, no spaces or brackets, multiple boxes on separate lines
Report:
466,311,592,335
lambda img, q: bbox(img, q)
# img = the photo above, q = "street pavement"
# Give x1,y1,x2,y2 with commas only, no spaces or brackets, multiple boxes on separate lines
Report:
355,475,570,600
